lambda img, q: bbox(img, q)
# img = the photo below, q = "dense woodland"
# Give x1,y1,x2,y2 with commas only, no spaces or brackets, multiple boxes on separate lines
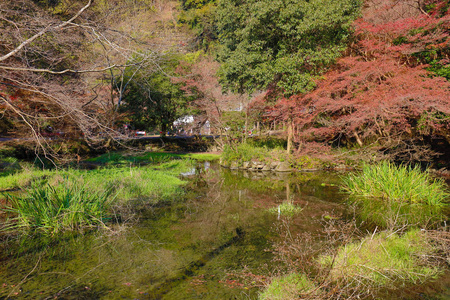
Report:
0,0,449,165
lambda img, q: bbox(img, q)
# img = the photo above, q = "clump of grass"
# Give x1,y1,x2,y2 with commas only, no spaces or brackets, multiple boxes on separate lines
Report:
319,229,442,289
268,201,303,217
259,273,318,300
342,161,448,206
341,161,449,227
2,182,114,234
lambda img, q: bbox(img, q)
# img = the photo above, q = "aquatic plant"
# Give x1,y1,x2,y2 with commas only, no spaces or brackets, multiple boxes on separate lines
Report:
341,161,449,228
2,183,114,234
259,273,318,300
268,201,303,218
319,229,442,289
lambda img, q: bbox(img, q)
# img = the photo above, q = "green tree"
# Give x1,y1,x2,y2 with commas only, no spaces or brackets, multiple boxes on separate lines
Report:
120,54,193,133
178,0,218,49
215,0,361,95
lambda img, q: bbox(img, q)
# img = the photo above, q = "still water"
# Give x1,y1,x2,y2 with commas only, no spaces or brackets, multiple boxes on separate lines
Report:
1,164,441,299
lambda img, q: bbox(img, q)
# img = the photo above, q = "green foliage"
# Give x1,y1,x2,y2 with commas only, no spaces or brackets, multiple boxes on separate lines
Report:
417,111,450,135
120,52,194,132
251,137,287,149
221,111,247,139
184,153,220,161
0,157,193,203
2,182,114,234
221,143,272,165
427,63,450,80
259,273,317,300
341,161,449,228
268,201,303,217
215,0,361,95
342,161,448,206
320,229,442,288
178,0,217,49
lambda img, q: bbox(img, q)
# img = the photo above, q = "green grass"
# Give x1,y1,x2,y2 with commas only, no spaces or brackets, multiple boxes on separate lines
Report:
0,156,193,201
86,151,220,165
0,168,54,191
268,201,303,217
0,157,194,234
80,161,190,201
341,161,449,228
86,151,176,165
183,153,220,161
342,161,448,206
221,142,287,166
319,229,442,288
259,273,318,300
2,182,114,234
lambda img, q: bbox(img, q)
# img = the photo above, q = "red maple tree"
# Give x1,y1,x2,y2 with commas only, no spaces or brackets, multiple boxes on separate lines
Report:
263,0,450,162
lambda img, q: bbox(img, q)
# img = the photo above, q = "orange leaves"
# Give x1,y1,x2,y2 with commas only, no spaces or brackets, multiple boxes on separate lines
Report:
264,0,450,146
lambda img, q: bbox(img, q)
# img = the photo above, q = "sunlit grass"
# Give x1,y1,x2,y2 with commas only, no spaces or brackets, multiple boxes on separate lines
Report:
0,168,53,191
342,161,448,206
183,153,220,161
2,182,114,234
268,201,303,217
319,229,442,288
259,273,318,300
341,161,449,228
0,158,194,234
0,159,192,201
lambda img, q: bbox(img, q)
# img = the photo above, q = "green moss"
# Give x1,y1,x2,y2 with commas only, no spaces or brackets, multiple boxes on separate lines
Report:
319,229,442,288
259,273,317,300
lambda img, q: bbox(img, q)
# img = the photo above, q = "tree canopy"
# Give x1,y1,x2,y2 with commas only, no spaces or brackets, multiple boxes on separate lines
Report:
215,0,361,95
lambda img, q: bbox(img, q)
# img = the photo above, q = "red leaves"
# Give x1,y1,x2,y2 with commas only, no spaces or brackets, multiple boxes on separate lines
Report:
264,0,450,146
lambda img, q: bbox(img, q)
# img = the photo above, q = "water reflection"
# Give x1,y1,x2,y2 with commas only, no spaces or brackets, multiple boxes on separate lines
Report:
0,165,346,299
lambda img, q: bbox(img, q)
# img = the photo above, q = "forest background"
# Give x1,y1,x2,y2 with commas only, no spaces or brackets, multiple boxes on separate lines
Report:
0,0,449,167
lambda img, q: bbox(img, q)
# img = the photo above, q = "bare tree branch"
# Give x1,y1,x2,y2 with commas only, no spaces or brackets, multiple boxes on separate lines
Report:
0,0,92,63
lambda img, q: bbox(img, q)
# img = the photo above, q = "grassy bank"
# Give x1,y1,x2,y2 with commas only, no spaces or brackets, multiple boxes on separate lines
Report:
0,152,201,234
221,140,322,170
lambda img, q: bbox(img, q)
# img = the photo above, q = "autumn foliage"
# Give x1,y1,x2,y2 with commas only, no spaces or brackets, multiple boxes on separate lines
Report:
266,0,450,161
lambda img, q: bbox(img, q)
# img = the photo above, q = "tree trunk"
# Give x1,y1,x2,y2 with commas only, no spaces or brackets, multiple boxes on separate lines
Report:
287,118,293,154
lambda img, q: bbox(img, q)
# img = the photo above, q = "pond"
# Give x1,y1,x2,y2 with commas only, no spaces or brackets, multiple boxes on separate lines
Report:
0,163,447,299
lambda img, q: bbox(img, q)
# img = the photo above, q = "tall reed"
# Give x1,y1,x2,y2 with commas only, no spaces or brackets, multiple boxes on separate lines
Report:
2,182,114,234
342,161,449,228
